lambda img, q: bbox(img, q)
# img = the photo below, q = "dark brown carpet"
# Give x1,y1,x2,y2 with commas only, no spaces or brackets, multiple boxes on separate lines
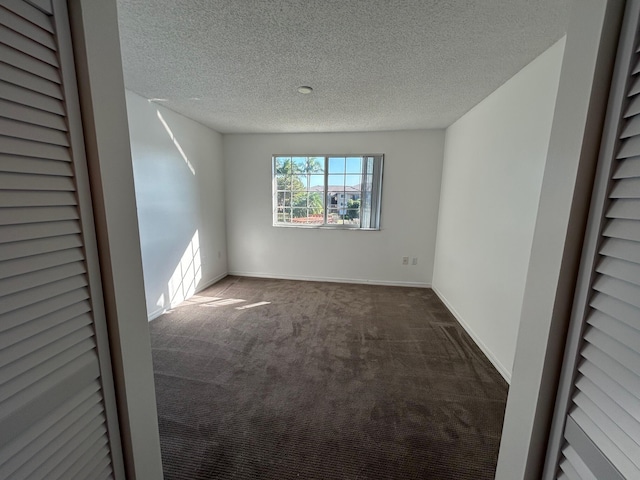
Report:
150,276,508,480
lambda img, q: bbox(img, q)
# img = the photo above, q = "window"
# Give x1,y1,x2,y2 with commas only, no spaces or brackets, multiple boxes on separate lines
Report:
273,155,383,229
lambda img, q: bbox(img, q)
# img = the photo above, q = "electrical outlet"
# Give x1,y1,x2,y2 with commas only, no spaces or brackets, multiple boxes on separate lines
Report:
412,257,418,265
402,256,409,265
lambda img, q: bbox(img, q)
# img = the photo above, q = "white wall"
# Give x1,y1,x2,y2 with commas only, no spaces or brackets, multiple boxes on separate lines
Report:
126,90,228,319
432,38,566,381
223,130,444,286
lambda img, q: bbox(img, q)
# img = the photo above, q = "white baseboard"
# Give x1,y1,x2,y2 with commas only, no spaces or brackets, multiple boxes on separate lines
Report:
147,272,229,322
432,286,512,384
147,307,166,322
195,272,228,293
228,271,430,288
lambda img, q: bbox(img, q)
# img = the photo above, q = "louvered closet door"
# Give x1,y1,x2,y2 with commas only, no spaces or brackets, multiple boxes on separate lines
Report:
0,0,124,479
544,2,640,480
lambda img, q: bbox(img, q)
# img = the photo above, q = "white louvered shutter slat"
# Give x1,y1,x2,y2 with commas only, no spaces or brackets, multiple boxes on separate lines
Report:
561,444,598,480
0,384,102,470
0,275,88,318
0,261,86,298
0,135,70,160
0,43,58,83
0,171,74,190
0,98,68,131
0,299,91,348
73,453,111,480
0,0,122,478
613,156,640,177
0,24,58,67
0,154,72,175
1,0,54,33
0,80,65,115
621,114,640,137
0,116,69,146
25,420,107,480
606,198,640,220
0,62,63,99
547,3,640,479
586,311,640,357
602,218,640,243
591,275,640,309
0,247,84,280
0,288,90,333
0,190,77,207
0,5,55,49
0,205,79,225
0,220,82,244
0,313,92,370
1,404,104,480
0,233,82,261
599,237,640,263
577,360,640,424
595,255,640,286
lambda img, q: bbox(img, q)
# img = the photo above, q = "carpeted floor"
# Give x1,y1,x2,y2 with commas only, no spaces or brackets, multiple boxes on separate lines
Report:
150,276,508,480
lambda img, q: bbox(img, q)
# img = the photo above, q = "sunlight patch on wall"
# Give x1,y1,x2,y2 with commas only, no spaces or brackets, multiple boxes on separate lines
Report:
168,230,202,307
156,110,195,175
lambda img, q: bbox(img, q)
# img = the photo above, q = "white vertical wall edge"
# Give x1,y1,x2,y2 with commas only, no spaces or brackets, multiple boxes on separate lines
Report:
495,1,625,479
67,1,164,478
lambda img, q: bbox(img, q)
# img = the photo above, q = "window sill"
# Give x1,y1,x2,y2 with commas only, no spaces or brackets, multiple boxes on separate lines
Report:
273,223,380,231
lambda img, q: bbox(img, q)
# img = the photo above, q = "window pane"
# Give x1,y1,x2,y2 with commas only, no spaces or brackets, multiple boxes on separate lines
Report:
292,207,306,219
306,157,324,173
292,192,308,209
296,175,308,190
346,157,362,174
307,191,324,215
345,209,360,222
276,191,291,207
309,174,324,188
345,174,360,188
328,157,345,173
276,207,291,223
308,213,323,224
276,174,291,190
275,157,293,174
328,174,344,189
292,157,306,174
275,157,290,171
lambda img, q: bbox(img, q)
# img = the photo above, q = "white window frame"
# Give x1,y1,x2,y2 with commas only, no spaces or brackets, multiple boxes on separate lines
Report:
272,154,384,230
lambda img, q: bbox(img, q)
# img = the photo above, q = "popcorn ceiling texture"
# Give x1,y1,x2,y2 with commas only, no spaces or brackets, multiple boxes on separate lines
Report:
116,0,570,134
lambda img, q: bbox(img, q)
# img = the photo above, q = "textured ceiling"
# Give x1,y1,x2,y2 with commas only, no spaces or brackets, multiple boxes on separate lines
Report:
116,0,571,134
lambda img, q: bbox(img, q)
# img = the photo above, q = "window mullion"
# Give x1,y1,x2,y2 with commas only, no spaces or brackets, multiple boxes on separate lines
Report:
372,156,382,229
360,157,366,228
323,156,329,226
